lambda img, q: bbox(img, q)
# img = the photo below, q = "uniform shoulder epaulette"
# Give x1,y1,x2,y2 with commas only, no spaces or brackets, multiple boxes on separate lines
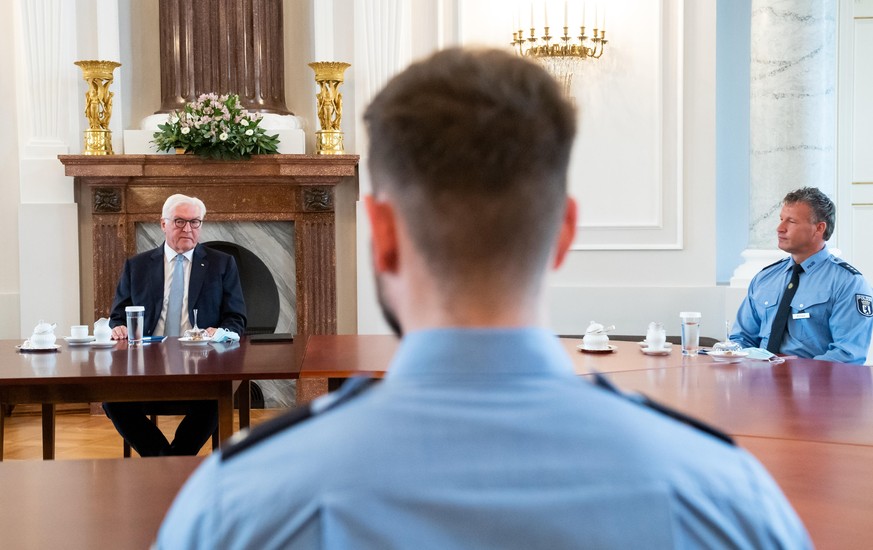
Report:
834,258,863,276
761,257,789,272
591,371,735,446
221,377,379,462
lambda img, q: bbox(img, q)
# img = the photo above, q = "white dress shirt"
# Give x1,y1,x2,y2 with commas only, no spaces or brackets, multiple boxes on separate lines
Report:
155,244,194,336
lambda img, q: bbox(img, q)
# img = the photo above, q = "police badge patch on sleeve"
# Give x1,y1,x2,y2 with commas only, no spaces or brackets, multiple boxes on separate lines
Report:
856,294,873,317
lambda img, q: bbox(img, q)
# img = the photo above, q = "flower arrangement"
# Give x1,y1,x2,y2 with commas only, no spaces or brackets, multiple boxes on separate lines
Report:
152,93,280,160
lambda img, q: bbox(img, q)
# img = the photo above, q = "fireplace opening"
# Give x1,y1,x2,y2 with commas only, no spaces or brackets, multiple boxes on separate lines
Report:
203,241,279,335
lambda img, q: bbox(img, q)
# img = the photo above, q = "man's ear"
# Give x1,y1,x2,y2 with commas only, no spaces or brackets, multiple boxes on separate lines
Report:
364,194,399,273
552,197,577,269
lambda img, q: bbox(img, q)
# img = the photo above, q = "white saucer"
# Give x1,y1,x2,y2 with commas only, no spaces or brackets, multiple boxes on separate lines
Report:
638,341,673,348
708,350,749,363
641,347,671,356
89,341,117,349
65,336,95,345
576,344,617,354
16,343,61,353
179,337,211,346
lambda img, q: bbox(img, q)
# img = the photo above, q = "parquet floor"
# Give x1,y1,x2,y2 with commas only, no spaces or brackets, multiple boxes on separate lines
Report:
2,404,284,460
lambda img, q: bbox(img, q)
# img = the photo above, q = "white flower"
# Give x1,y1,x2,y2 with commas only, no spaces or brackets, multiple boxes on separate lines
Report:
219,132,228,141
240,119,249,127
245,129,254,136
180,127,191,135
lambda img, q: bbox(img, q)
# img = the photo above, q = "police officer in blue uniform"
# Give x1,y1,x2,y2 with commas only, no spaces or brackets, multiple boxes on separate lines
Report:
157,48,810,549
731,187,873,364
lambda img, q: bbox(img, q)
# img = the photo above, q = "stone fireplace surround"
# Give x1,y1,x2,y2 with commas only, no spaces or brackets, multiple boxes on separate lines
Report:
59,154,359,402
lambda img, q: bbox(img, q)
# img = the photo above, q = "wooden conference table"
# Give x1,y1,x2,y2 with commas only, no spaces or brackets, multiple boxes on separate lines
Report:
1,335,870,547
300,335,873,549
0,456,202,549
0,337,303,459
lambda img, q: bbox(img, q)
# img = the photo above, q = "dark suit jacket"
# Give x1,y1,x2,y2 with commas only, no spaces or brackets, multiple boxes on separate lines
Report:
109,243,247,336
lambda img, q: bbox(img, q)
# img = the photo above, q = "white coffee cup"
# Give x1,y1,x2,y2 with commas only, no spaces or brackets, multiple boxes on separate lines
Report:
71,325,89,339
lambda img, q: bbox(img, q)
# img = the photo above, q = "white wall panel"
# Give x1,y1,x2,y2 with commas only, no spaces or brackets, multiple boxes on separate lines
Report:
460,0,684,249
847,12,873,287
854,19,873,182
0,1,21,338
547,285,728,340
18,204,80,338
851,203,873,278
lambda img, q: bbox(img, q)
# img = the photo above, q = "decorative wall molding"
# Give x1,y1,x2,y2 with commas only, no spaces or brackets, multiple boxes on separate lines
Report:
449,0,684,250
567,0,684,250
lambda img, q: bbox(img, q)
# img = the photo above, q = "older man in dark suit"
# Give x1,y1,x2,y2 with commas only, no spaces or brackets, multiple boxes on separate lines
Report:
103,193,246,456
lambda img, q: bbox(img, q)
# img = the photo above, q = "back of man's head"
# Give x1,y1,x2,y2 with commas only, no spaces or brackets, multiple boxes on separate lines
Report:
364,48,576,290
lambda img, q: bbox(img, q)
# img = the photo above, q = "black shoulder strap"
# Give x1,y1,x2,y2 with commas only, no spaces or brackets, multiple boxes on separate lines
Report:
221,377,379,462
836,261,862,276
591,371,735,446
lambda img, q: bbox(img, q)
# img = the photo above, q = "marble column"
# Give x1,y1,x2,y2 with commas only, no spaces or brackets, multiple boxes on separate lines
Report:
157,0,290,115
731,0,836,286
130,0,304,154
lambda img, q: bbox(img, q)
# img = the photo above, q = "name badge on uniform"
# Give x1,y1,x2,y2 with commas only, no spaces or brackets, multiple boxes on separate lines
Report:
792,312,810,320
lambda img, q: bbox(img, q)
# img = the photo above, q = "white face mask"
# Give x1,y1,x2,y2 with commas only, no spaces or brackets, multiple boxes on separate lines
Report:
743,347,786,363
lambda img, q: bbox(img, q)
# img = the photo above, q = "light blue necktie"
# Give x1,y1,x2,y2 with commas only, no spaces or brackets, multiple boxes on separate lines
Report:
165,254,186,336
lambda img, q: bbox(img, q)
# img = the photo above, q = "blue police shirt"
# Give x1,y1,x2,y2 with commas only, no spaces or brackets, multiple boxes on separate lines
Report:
157,328,810,549
731,246,873,364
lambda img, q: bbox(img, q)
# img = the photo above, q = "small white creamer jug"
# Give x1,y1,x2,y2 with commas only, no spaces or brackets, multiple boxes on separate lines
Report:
94,317,112,343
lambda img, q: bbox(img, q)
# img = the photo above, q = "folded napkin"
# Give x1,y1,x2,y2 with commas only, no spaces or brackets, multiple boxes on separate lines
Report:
211,328,240,343
742,347,785,363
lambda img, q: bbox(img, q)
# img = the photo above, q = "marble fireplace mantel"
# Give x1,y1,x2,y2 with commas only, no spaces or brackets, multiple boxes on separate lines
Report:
58,154,359,339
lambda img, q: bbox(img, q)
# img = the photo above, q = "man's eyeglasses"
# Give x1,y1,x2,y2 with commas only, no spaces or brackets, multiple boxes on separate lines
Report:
167,218,203,229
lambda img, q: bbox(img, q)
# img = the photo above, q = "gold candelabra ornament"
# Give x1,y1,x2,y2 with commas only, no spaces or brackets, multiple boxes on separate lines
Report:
308,61,351,155
511,3,608,96
74,60,121,155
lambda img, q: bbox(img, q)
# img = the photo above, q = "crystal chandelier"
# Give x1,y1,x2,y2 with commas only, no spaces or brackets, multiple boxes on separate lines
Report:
511,2,608,96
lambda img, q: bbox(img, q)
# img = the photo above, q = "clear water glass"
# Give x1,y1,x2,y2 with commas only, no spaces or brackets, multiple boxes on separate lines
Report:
126,306,145,346
679,312,701,356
